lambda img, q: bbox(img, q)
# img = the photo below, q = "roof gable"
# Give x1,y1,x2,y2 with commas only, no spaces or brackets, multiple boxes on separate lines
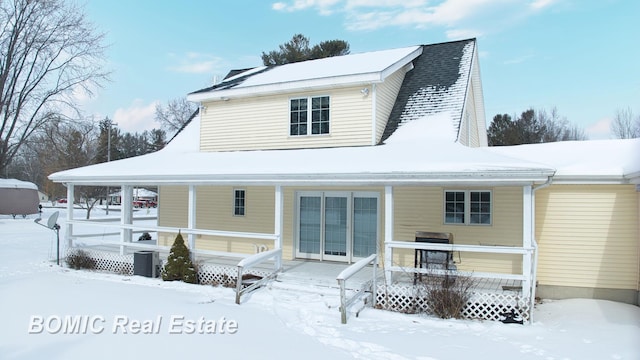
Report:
381,39,476,144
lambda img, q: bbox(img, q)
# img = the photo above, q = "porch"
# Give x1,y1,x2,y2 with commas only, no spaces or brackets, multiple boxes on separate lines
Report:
68,241,530,323
59,182,541,323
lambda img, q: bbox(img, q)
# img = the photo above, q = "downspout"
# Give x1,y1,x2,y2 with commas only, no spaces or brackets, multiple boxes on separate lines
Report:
370,84,377,146
529,175,553,322
636,185,640,305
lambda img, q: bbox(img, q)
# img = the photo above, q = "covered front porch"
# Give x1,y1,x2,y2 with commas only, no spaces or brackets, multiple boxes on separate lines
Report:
60,181,545,323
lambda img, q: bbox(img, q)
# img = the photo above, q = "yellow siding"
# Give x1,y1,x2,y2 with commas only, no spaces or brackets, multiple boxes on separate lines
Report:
536,184,639,290
157,186,275,251
375,69,406,144
392,187,524,274
199,86,373,151
193,186,275,253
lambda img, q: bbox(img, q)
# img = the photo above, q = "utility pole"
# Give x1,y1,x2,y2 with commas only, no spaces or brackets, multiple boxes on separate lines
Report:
105,118,117,215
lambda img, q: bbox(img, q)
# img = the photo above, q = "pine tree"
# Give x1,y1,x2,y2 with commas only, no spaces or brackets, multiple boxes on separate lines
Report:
161,232,197,284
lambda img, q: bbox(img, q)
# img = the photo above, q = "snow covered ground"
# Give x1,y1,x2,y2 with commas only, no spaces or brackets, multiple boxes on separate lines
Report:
0,207,638,359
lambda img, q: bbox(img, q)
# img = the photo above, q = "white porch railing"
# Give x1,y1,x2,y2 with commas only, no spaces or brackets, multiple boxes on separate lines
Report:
336,254,378,324
384,240,536,306
235,248,282,304
66,218,279,258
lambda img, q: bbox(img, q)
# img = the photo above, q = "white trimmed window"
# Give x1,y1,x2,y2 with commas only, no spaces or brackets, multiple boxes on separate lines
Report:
290,96,330,136
444,190,491,225
233,189,245,216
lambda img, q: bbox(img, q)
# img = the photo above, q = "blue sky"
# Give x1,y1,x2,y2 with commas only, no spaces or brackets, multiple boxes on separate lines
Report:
81,0,638,139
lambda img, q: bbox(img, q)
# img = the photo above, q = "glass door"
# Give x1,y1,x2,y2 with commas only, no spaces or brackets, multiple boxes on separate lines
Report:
296,194,322,260
296,192,379,262
322,195,349,261
352,196,378,259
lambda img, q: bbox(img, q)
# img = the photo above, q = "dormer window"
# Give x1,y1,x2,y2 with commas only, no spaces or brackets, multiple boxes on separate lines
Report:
290,96,330,136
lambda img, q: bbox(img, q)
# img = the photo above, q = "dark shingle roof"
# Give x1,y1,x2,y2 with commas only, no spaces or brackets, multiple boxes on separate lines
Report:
379,38,475,144
189,67,274,95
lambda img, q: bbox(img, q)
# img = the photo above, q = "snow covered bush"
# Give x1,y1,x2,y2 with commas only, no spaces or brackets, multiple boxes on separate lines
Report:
161,231,197,284
65,249,97,270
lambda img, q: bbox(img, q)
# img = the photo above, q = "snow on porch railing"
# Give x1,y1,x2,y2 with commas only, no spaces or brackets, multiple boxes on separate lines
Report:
235,248,282,305
384,240,536,323
336,254,378,324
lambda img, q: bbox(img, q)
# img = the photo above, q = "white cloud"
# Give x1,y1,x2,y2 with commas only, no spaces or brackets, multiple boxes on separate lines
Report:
167,53,222,74
272,0,341,14
113,99,159,133
446,28,483,40
343,0,510,31
503,53,534,65
530,0,556,10
585,117,613,140
273,0,559,34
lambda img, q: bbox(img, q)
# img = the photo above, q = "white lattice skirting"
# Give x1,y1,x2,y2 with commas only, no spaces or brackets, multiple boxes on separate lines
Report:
196,262,270,287
375,284,530,322
66,249,270,287
67,248,135,275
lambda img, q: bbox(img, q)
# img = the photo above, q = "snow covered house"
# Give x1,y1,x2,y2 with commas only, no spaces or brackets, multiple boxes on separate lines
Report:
49,38,639,321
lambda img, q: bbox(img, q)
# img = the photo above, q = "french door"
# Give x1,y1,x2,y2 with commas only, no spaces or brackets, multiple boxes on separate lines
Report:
296,191,378,262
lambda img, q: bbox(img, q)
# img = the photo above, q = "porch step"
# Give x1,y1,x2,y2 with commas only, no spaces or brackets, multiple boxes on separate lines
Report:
274,271,342,291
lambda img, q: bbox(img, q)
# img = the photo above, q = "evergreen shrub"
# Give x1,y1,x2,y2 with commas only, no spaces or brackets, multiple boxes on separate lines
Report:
161,231,197,284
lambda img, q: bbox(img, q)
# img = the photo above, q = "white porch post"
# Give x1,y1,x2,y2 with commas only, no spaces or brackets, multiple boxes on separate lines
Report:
120,185,133,255
188,185,196,254
522,185,533,300
65,184,75,248
274,185,283,270
384,185,394,284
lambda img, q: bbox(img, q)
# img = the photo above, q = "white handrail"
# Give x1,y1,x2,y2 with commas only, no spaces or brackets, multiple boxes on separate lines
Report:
66,220,279,241
337,254,378,324
387,240,533,254
235,248,282,305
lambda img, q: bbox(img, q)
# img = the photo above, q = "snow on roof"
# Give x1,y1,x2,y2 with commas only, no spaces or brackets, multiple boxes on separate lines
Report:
488,139,640,182
188,46,422,101
383,40,475,144
48,113,554,185
0,178,38,190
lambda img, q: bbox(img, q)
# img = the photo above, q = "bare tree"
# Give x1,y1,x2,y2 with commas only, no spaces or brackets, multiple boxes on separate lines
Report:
31,118,101,218
154,97,197,138
488,107,587,146
610,107,640,139
0,0,108,176
538,107,587,142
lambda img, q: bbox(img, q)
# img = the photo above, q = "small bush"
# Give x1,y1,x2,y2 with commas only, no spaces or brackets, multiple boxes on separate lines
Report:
161,231,197,284
138,232,152,241
66,250,97,270
421,273,475,319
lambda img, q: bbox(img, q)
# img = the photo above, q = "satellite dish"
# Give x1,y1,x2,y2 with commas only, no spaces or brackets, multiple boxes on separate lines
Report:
47,211,59,229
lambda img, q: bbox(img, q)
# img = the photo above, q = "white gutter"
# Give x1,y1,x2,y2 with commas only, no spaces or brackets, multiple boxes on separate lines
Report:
188,75,386,102
50,172,554,187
